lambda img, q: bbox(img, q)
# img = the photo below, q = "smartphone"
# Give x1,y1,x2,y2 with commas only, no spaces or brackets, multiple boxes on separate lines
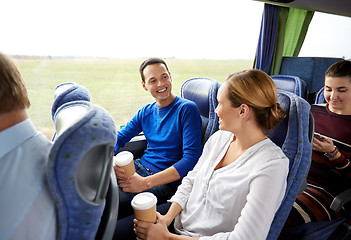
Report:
314,133,325,140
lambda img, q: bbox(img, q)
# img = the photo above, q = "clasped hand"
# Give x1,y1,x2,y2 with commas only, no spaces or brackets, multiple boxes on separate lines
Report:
134,212,170,240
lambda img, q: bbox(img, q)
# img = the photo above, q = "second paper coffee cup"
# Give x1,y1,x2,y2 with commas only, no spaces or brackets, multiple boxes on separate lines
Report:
131,192,157,223
114,151,135,176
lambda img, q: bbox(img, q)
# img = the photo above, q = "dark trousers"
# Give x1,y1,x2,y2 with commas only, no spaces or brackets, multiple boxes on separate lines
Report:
117,159,176,219
114,202,172,240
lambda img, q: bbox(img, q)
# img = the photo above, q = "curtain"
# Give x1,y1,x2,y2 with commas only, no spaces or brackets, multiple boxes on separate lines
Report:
283,8,314,56
254,3,280,74
270,7,289,75
270,8,314,75
254,4,314,75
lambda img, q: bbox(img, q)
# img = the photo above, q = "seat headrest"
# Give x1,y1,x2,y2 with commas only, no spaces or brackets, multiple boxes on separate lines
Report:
280,57,343,93
51,82,91,120
264,91,290,148
314,87,326,104
54,103,90,137
48,101,117,239
271,75,307,98
181,78,221,117
265,90,312,171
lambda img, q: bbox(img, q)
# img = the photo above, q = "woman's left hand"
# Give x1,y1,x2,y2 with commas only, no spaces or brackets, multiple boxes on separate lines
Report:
313,134,334,153
134,212,170,240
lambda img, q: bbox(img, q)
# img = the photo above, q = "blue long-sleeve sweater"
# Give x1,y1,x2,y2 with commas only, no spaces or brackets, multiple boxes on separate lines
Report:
114,96,202,179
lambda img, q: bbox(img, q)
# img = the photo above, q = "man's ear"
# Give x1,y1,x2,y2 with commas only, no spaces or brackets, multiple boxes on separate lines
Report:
141,81,148,91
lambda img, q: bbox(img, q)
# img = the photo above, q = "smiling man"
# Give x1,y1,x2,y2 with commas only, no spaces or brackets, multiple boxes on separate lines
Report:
113,58,203,220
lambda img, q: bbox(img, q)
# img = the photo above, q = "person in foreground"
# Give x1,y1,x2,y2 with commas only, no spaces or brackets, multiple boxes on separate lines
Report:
133,69,289,240
114,58,203,219
280,60,351,239
0,52,57,239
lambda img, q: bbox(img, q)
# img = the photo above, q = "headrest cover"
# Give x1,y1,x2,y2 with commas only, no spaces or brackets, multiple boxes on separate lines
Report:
181,78,220,117
51,82,91,120
54,83,74,99
48,101,117,240
54,104,89,137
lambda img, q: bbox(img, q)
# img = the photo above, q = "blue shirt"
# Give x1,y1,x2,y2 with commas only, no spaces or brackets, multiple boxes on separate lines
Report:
0,119,57,240
115,96,202,179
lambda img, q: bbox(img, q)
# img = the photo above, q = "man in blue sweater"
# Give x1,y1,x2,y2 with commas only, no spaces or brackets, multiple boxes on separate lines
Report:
114,58,203,219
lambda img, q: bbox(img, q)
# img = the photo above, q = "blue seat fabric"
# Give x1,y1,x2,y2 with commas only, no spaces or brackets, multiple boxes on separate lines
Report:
280,57,343,102
48,101,117,240
271,75,307,99
314,87,326,104
181,77,221,146
265,91,313,240
51,82,91,120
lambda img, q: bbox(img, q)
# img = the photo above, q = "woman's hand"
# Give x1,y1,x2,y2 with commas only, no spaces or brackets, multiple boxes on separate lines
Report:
313,134,335,153
134,212,170,240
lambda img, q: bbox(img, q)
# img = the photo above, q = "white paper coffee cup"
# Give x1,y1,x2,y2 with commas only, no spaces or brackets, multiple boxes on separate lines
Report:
114,151,135,176
131,192,157,223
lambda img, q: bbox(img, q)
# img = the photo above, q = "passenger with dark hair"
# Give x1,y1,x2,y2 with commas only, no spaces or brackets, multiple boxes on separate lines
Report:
114,58,203,219
280,60,351,239
131,69,289,239
0,52,57,239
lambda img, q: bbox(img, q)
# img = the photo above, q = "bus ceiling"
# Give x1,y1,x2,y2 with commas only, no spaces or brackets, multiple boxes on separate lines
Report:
254,0,351,17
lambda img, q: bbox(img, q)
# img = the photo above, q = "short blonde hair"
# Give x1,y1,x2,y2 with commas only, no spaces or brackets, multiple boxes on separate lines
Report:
225,69,286,130
0,52,30,113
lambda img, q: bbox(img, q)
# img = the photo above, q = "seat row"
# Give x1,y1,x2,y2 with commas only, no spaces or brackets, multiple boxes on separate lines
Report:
48,75,347,239
120,76,314,239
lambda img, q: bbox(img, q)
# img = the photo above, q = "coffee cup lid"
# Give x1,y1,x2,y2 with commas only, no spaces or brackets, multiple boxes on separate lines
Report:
114,151,134,166
131,192,157,210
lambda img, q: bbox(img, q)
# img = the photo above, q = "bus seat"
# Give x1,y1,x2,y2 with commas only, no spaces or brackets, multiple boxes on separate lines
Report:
327,190,351,239
116,134,148,159
48,100,118,240
271,75,307,99
51,82,91,120
95,171,118,240
279,190,351,239
265,91,313,240
180,77,221,146
314,86,327,104
51,82,91,141
280,57,343,103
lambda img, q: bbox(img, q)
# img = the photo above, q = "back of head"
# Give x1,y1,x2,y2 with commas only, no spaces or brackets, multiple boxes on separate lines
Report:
139,58,169,82
0,52,30,114
325,59,351,80
225,69,286,130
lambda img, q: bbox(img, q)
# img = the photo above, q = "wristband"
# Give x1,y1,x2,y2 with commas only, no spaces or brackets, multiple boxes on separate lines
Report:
324,146,338,159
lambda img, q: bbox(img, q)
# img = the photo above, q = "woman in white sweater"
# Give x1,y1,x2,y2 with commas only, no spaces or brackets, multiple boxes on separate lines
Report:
134,69,289,240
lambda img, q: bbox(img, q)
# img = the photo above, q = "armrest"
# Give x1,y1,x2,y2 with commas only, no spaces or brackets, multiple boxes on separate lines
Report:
117,134,147,160
95,171,118,240
330,189,351,212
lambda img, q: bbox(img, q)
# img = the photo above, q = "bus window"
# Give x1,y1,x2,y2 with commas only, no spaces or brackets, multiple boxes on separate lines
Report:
4,0,264,136
299,12,351,59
